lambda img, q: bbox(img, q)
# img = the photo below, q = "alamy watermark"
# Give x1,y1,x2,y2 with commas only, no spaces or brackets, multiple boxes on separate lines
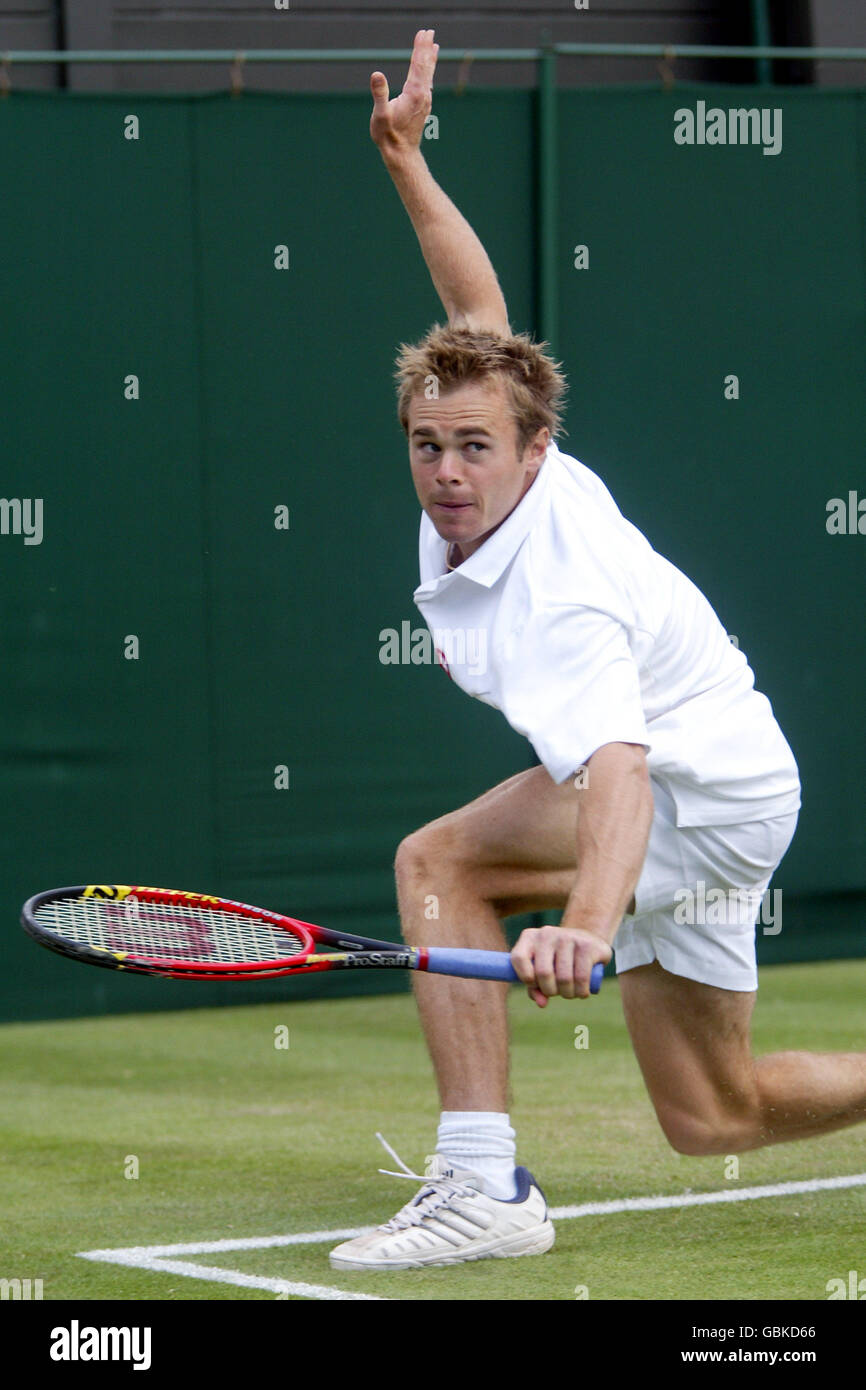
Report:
50,1322,151,1370
673,880,782,935
379,620,487,676
0,1276,43,1299
0,497,42,545
826,492,866,534
826,1270,866,1299
674,101,782,157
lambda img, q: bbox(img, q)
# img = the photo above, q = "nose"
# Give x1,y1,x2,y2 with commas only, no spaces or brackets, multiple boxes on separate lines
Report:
434,449,465,484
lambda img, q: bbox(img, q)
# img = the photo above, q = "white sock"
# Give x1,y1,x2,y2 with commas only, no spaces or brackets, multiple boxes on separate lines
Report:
436,1111,517,1200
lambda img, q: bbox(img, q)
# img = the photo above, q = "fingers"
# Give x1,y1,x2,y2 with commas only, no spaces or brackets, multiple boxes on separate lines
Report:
511,926,605,1005
534,928,579,1000
370,72,389,107
410,29,439,83
370,29,436,138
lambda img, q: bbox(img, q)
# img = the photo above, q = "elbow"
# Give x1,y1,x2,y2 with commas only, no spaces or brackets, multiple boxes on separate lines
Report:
630,748,654,820
448,304,510,337
588,741,652,797
627,743,652,796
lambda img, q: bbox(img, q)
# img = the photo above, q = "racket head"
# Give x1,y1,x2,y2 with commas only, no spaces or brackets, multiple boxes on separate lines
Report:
21,885,317,978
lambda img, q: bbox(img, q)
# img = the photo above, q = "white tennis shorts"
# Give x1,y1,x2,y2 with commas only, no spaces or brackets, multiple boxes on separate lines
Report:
614,778,798,992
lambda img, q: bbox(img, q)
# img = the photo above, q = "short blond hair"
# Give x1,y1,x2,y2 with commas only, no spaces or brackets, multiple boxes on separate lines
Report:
394,322,569,453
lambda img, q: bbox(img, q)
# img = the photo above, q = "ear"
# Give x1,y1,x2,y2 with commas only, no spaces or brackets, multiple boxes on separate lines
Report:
525,426,550,475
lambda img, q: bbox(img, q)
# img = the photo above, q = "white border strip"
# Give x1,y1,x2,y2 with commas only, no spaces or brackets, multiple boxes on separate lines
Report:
76,1245,385,1302
550,1170,866,1219
78,1171,866,1300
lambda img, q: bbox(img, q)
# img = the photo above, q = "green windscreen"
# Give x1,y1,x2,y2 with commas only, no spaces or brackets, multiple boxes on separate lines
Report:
1,85,863,1020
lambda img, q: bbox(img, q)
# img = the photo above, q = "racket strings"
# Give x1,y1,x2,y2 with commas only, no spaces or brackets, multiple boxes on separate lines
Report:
34,897,308,965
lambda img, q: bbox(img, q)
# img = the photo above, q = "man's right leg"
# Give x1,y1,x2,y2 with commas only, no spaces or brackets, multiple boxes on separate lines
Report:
395,764,591,1109
329,764,589,1271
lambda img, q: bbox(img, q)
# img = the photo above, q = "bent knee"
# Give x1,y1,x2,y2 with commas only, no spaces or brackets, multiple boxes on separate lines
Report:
394,822,476,944
394,821,465,892
657,1105,760,1157
394,817,458,872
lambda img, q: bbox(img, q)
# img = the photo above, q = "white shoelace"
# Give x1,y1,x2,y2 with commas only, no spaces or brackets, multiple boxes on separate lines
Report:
374,1132,481,1232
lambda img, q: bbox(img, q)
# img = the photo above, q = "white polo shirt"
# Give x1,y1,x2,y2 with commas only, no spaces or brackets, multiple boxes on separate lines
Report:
413,441,801,828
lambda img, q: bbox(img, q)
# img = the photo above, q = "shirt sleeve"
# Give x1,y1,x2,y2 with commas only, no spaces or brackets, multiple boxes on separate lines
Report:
497,605,651,783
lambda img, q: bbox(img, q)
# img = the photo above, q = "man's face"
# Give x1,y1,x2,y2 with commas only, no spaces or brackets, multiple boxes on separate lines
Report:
408,377,549,560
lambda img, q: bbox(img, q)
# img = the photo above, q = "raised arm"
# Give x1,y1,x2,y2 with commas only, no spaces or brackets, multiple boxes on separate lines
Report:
370,29,510,335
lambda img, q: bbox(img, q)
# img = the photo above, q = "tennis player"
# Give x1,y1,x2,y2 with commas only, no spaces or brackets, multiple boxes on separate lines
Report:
331,30,863,1271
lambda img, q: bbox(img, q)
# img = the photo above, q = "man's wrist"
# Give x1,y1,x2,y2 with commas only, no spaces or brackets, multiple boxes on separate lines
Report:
558,913,619,947
379,141,425,175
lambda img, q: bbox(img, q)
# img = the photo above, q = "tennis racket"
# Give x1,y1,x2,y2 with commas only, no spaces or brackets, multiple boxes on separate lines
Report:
20,884,604,992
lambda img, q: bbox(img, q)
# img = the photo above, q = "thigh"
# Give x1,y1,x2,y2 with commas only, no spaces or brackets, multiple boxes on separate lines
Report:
619,960,759,1153
614,785,797,994
419,764,582,915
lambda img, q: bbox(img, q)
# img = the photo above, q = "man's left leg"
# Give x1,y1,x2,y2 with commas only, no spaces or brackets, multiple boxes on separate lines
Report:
619,960,866,1154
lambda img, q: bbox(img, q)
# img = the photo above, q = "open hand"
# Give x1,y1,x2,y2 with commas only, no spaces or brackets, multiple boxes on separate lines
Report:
370,28,439,156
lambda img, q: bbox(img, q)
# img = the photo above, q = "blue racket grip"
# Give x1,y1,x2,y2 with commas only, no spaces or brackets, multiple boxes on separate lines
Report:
424,948,604,995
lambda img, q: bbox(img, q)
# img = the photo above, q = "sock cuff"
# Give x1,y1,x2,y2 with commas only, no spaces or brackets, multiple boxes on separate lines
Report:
439,1111,513,1130
437,1111,516,1156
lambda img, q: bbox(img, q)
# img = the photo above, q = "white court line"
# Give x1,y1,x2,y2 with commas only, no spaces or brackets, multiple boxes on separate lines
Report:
76,1245,385,1302
77,1171,866,1300
550,1170,866,1219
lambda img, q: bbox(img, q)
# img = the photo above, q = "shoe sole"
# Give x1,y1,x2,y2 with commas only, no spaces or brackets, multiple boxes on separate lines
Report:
329,1219,555,1272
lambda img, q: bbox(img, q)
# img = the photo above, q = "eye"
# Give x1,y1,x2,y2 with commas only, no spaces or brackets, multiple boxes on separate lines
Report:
414,440,487,454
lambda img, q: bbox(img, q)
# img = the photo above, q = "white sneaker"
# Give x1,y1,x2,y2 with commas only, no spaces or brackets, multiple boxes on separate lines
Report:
329,1135,555,1271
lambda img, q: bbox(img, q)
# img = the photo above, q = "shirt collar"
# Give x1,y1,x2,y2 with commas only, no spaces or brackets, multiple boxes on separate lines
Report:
416,447,554,594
